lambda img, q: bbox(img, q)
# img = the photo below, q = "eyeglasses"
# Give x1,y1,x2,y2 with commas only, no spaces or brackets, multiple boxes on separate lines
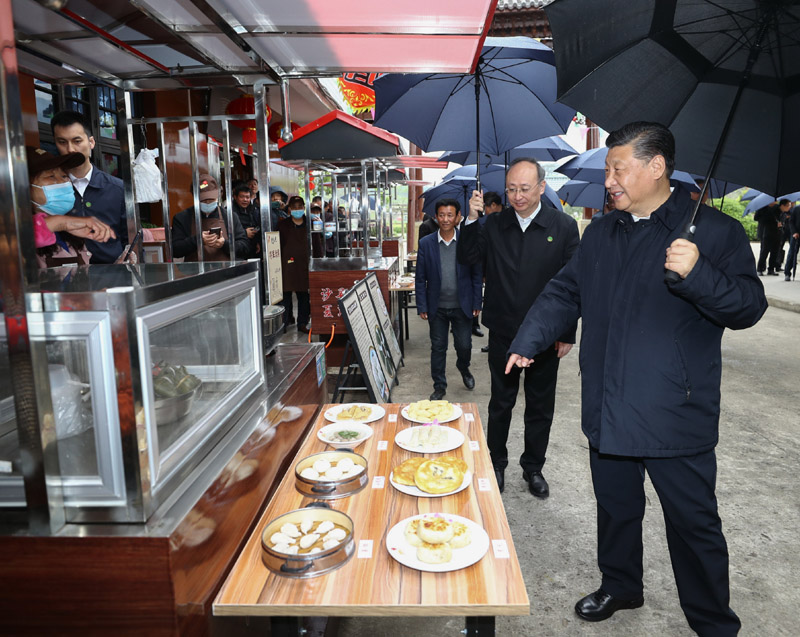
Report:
505,181,543,196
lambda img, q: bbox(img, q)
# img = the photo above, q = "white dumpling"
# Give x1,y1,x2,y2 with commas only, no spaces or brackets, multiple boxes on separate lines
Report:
308,547,322,554
273,542,293,553
300,519,314,534
284,544,299,554
337,458,355,472
299,533,320,549
300,467,320,480
270,532,295,545
322,538,340,550
316,520,334,535
312,459,331,474
348,464,365,476
325,466,344,480
323,528,347,543
280,522,301,538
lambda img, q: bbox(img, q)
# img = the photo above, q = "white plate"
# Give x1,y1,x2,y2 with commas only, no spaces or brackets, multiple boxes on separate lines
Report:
394,425,465,454
385,513,490,572
324,403,386,424
389,470,472,498
318,423,374,449
401,402,463,424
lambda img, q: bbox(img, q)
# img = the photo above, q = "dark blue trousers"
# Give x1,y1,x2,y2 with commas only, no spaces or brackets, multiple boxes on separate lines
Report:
784,235,799,277
590,447,741,636
428,306,472,391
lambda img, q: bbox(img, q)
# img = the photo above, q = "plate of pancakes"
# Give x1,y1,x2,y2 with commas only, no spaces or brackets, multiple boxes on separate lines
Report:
324,403,385,424
389,456,471,497
385,513,490,572
401,400,463,424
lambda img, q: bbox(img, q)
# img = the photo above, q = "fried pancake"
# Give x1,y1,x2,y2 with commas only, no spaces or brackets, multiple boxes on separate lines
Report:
393,457,427,486
449,521,472,548
417,515,455,544
414,459,464,495
417,540,453,564
438,456,468,474
404,519,423,547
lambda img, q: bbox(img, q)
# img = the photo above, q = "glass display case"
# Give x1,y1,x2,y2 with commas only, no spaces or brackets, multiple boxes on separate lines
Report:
0,261,264,523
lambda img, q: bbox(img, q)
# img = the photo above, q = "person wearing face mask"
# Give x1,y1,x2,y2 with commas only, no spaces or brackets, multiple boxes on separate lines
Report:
27,147,116,268
171,174,249,262
277,196,323,332
269,186,289,229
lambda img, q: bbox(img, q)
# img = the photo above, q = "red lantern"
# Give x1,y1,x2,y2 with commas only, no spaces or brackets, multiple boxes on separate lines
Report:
268,120,300,143
226,94,271,153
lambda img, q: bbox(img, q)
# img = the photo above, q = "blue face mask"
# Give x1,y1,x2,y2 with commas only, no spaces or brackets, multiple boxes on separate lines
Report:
325,232,333,239
200,201,217,214
290,209,305,219
32,181,75,215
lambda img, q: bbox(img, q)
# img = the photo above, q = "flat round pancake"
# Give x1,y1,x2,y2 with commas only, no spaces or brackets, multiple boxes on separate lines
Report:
437,456,468,474
417,540,453,564
417,515,455,544
393,457,427,486
414,459,464,494
449,521,472,548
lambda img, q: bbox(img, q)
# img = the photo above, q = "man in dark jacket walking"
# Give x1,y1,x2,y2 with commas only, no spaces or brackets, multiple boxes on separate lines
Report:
754,199,790,275
507,122,767,635
459,157,579,498
784,203,800,280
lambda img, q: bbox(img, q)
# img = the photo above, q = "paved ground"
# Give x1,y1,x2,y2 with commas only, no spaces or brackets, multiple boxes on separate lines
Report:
300,251,800,637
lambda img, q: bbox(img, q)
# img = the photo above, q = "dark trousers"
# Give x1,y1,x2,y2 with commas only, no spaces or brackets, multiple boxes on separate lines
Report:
589,448,741,636
757,235,780,273
785,235,799,276
281,291,310,326
486,330,559,474
428,306,472,390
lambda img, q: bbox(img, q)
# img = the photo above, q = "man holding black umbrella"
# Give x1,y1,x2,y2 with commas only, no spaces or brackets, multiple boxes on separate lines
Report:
459,158,579,498
506,122,766,635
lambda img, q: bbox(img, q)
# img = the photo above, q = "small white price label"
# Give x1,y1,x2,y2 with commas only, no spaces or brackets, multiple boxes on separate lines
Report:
465,413,475,422
358,540,373,559
372,476,385,489
377,440,388,451
469,440,479,451
478,478,491,491
388,414,398,423
492,540,510,559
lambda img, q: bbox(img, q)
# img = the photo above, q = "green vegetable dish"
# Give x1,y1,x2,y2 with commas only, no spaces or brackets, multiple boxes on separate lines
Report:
152,362,202,398
327,429,362,443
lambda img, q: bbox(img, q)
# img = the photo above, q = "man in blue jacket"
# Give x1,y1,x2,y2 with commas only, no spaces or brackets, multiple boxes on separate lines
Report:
507,122,767,635
416,199,482,401
52,110,127,263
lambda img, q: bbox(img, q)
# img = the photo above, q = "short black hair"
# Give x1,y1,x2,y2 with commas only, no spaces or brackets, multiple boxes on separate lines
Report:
51,110,91,137
606,121,675,178
436,198,461,214
508,157,545,182
310,205,322,214
272,190,288,204
483,191,502,207
233,183,251,197
288,195,305,209
779,198,791,207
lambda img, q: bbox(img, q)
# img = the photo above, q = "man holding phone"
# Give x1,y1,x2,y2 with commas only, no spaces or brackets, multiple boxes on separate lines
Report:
171,174,249,261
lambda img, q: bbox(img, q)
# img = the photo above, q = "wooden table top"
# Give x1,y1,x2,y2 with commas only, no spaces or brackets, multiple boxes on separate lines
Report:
214,403,529,617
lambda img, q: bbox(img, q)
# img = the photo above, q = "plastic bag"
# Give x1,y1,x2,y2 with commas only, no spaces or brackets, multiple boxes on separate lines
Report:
132,148,163,203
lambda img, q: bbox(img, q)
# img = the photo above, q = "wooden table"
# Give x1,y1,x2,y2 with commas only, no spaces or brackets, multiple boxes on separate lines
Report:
214,403,529,636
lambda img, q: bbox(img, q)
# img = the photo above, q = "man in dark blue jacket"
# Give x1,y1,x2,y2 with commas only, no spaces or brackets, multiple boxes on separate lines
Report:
416,199,482,400
507,122,767,635
52,110,127,264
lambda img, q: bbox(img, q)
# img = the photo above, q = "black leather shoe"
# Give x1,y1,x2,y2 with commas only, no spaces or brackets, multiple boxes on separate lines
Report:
472,327,484,337
786,274,792,281
430,388,446,400
757,271,764,276
575,589,644,622
481,344,489,353
523,470,549,498
494,468,504,493
461,370,475,390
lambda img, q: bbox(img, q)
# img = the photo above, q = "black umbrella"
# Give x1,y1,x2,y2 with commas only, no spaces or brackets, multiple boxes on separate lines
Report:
545,0,800,280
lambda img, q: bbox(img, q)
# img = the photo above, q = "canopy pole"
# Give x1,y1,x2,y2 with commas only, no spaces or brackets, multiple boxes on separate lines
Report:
474,61,482,191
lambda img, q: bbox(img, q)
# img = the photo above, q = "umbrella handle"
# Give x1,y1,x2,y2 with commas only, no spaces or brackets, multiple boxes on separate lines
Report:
664,222,696,284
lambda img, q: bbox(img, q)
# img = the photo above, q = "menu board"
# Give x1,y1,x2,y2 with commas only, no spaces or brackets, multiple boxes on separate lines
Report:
365,272,403,369
265,231,283,305
338,281,391,403
358,280,397,386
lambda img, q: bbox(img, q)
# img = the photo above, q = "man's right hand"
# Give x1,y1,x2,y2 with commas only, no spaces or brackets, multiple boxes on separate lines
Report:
419,312,428,320
468,189,484,220
505,353,534,374
201,231,217,247
246,227,258,238
794,233,799,240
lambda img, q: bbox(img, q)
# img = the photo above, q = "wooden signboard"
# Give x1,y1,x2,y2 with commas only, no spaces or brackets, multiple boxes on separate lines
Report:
338,282,391,402
365,272,402,371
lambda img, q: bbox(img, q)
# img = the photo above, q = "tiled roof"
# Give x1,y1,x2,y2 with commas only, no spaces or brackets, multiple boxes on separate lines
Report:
496,0,553,9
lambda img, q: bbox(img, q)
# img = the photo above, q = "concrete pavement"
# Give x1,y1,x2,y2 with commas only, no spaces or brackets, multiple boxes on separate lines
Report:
328,283,800,637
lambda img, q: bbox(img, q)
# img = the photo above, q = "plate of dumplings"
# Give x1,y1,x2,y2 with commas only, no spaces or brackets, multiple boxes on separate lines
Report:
385,513,489,572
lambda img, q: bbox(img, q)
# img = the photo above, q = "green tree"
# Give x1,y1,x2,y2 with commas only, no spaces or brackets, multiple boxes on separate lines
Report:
711,193,757,241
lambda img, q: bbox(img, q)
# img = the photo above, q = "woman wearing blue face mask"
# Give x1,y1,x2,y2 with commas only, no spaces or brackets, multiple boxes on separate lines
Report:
27,147,116,268
170,173,250,262
277,196,324,332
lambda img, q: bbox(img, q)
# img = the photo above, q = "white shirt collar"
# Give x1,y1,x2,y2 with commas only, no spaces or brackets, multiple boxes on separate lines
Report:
630,213,651,223
437,230,457,246
515,201,542,231
69,164,93,196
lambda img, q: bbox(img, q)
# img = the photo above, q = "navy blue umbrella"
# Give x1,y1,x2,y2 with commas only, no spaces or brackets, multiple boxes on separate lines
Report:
557,180,608,210
744,191,800,216
374,36,575,188
438,136,578,167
